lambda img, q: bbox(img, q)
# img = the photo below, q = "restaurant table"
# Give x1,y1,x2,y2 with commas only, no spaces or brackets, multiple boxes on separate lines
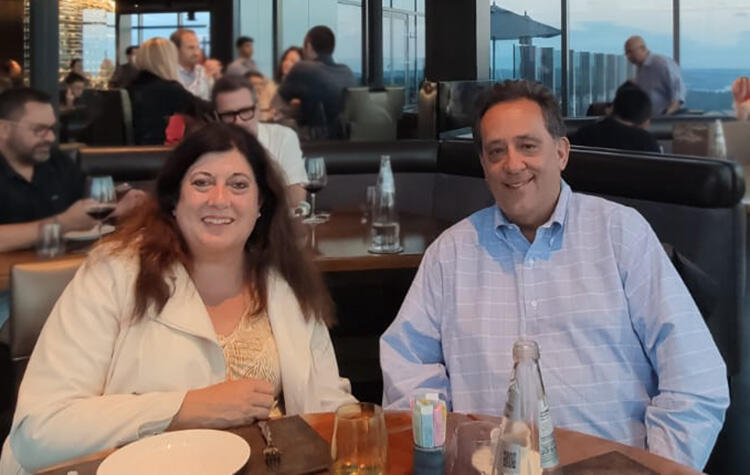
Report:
0,212,448,291
37,411,700,475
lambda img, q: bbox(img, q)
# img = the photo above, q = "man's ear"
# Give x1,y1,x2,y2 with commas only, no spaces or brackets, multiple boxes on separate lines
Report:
557,136,570,171
0,120,11,142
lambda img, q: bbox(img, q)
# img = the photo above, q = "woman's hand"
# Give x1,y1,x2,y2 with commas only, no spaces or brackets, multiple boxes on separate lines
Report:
168,378,274,430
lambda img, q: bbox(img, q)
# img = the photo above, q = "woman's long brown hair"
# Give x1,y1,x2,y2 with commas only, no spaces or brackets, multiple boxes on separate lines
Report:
104,123,334,326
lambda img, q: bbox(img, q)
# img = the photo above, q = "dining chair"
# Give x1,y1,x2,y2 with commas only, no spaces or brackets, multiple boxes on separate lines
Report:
9,257,85,393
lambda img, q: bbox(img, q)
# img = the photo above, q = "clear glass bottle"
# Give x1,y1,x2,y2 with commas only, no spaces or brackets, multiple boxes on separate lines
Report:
369,155,401,253
493,340,560,475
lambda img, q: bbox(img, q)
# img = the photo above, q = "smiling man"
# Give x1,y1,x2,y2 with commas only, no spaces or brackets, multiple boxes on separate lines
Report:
380,80,728,470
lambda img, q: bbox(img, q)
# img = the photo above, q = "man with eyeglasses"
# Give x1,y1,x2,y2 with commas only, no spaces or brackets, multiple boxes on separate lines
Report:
212,76,308,206
0,88,141,253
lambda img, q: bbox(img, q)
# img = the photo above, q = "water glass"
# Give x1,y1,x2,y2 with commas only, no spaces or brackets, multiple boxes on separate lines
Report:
331,402,388,475
36,222,63,258
445,420,503,475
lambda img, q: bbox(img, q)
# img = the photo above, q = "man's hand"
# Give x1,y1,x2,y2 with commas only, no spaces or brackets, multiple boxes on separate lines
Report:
112,188,146,219
57,199,97,232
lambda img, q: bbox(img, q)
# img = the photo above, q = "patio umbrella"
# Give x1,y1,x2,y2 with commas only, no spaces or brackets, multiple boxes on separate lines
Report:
490,3,561,80
490,4,561,44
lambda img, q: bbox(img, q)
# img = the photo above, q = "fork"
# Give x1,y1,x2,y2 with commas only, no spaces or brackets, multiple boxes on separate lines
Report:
259,420,282,470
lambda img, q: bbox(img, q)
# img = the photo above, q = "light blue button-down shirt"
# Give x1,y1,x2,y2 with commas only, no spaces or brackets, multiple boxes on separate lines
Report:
380,181,728,470
635,52,686,115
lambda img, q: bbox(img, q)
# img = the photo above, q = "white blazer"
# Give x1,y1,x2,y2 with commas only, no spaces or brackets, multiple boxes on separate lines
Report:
0,250,356,474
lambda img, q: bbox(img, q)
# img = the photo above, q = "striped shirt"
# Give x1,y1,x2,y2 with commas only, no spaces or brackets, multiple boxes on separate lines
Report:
380,181,728,470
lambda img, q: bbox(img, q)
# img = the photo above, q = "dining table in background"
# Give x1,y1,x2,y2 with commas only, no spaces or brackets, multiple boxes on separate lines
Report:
36,411,701,475
0,211,449,291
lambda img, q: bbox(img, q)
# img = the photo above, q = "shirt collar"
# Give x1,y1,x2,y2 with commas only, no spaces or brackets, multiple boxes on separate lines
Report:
642,52,654,67
493,179,571,236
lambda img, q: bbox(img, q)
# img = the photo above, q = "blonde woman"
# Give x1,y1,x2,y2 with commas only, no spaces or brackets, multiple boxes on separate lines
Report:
127,37,202,144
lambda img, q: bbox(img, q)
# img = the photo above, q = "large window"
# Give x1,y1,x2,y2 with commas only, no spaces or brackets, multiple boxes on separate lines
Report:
488,1,562,99
278,0,362,82
383,0,425,104
568,0,672,116
120,11,211,59
681,0,749,113
237,0,273,78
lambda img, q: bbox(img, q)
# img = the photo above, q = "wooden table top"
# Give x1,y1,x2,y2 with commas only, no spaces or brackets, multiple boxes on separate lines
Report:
0,212,448,291
37,411,700,475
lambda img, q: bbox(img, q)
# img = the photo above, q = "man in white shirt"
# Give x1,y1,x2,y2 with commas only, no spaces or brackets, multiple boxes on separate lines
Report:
212,76,307,206
170,29,213,100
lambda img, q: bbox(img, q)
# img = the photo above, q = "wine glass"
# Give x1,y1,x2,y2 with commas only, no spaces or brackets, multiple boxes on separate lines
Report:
303,157,328,225
331,402,387,475
86,176,117,239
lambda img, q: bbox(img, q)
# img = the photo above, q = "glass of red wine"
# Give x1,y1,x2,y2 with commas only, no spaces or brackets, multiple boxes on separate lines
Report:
86,176,117,239
302,157,328,225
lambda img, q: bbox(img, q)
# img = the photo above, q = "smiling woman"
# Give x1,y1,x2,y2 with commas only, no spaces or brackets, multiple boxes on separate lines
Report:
0,123,356,474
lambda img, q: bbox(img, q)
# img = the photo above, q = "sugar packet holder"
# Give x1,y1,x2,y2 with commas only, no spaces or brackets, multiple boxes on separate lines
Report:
409,391,447,449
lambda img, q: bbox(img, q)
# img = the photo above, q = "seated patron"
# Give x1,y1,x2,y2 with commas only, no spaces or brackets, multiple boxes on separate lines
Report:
213,76,308,206
108,45,139,89
128,37,202,145
277,26,355,139
0,123,355,473
380,80,728,470
59,72,86,114
570,83,661,153
0,88,141,252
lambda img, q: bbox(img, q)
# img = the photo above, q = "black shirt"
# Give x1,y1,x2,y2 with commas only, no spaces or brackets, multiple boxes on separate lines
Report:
128,70,199,145
277,54,356,136
569,116,661,153
0,149,85,224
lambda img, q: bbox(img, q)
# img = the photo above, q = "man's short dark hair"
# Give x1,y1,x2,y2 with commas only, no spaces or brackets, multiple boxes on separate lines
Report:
305,25,335,56
125,45,139,56
0,87,51,120
612,82,652,125
245,71,264,81
64,72,87,85
170,29,196,48
473,79,566,153
211,75,257,108
236,36,254,49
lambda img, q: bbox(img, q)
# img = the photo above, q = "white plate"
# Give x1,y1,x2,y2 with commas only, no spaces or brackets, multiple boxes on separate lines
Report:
63,224,115,241
97,429,250,475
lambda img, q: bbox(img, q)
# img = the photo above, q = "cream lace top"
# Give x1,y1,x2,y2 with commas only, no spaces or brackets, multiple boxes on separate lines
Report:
217,308,283,416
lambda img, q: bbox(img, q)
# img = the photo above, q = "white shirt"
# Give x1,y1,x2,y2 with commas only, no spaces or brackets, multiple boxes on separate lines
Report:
257,123,308,186
178,64,213,101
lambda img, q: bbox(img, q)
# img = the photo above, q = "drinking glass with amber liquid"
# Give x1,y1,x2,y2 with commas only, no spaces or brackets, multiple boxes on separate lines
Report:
331,402,387,474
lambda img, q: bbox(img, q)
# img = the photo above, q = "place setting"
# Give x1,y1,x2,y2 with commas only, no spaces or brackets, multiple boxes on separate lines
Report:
88,415,332,475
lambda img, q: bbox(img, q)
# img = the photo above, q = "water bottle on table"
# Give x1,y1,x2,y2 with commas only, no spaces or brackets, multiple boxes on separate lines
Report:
368,155,402,254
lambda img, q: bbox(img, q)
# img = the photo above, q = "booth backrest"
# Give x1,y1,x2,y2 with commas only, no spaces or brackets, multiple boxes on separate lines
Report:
302,140,439,216
77,145,171,183
74,139,745,372
437,140,746,375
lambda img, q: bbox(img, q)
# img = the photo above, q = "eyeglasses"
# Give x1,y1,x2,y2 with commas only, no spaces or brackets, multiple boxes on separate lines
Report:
216,105,256,124
2,120,58,138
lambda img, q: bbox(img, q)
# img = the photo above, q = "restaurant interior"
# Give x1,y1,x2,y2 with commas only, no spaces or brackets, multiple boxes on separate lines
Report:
0,0,748,473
